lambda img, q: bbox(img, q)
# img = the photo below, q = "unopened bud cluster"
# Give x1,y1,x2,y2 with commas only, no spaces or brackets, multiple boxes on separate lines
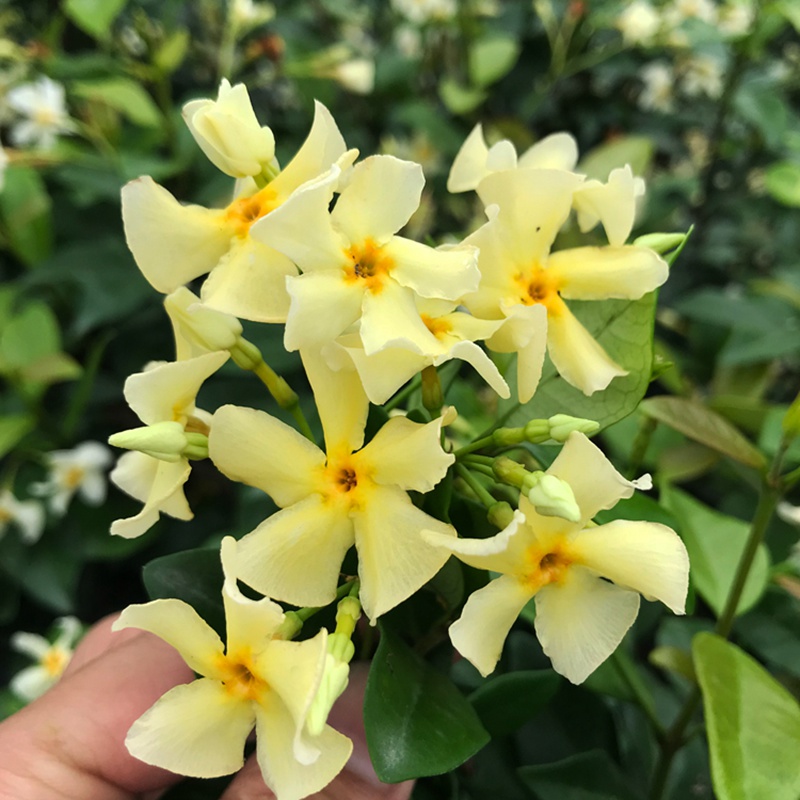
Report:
492,414,600,448
493,457,581,522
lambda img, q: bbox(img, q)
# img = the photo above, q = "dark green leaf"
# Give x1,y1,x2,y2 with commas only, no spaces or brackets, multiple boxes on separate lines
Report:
364,623,489,782
764,161,800,207
62,0,126,39
694,633,800,800
0,166,52,266
0,414,35,458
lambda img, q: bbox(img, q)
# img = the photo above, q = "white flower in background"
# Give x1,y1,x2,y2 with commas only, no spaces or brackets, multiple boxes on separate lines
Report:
778,501,800,527
663,0,717,27
423,433,689,684
6,76,75,150
31,441,113,516
392,0,457,24
10,616,83,701
394,25,422,58
615,0,662,46
681,54,724,99
231,0,275,33
639,62,676,112
330,58,375,95
0,489,45,544
719,2,755,37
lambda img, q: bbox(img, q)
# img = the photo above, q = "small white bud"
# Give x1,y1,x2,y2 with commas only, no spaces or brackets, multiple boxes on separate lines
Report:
524,473,581,523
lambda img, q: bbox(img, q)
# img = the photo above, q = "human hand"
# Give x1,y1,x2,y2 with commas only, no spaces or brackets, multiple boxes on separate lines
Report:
0,615,413,800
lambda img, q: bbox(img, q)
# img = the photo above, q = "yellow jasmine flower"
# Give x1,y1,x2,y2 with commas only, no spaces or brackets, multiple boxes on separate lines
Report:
463,168,668,397
113,538,351,800
423,433,689,684
122,100,356,322
332,296,510,404
10,616,82,701
249,154,479,355
209,351,456,620
447,123,579,193
109,351,227,538
164,286,243,360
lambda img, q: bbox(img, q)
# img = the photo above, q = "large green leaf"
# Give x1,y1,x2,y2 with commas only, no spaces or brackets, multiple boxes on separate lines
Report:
578,136,654,180
694,633,800,800
764,161,800,207
640,396,766,469
499,295,657,432
0,166,52,266
469,35,521,88
72,78,162,127
518,750,641,800
660,486,769,618
364,623,489,782
62,0,127,39
143,547,225,637
0,303,61,371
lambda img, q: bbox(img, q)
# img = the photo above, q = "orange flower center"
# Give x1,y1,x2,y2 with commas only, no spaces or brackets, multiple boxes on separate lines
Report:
343,238,394,292
42,646,70,678
421,314,452,339
521,540,574,592
225,186,278,237
515,266,564,314
219,651,268,702
63,466,85,489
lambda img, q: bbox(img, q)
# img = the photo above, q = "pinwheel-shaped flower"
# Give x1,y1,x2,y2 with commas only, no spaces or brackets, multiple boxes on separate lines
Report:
113,538,351,800
209,352,456,620
250,154,479,355
463,168,668,398
122,93,355,322
424,433,689,684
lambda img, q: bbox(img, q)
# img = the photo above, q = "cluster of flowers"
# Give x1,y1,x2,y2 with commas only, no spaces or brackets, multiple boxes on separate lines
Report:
104,79,690,798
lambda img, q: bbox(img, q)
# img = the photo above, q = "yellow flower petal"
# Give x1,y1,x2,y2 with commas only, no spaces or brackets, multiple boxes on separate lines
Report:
114,598,225,677
354,486,456,620
200,236,297,323
571,519,689,614
359,279,435,355
125,678,255,777
572,166,643,246
255,701,352,800
209,404,325,507
548,246,668,301
534,566,640,684
447,123,492,193
235,495,355,608
331,155,423,244
121,176,234,293
339,338,427,404
517,132,579,171
360,415,453,493
450,574,533,677
546,302,628,396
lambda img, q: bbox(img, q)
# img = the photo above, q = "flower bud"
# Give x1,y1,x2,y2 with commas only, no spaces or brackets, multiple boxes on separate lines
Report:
165,287,242,359
108,421,189,462
182,79,280,179
523,472,581,522
492,426,526,447
488,501,515,530
492,456,528,487
632,232,686,254
523,419,551,444
547,414,600,442
306,650,351,736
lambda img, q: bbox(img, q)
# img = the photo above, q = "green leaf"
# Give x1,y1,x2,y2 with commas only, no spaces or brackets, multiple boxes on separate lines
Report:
518,750,640,800
142,547,225,637
500,295,657,432
735,81,789,150
469,670,560,738
62,0,127,39
776,0,800,31
21,352,82,385
154,29,190,73
0,166,52,266
578,136,654,180
439,78,486,115
72,78,162,127
469,35,521,88
764,161,800,207
660,486,769,618
0,414,34,458
364,623,489,782
639,396,766,469
0,303,61,371
693,633,800,800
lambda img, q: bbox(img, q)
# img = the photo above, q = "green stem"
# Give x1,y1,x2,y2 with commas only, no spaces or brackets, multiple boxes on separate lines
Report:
454,435,496,458
252,362,315,442
455,463,496,509
294,578,359,623
384,374,422,412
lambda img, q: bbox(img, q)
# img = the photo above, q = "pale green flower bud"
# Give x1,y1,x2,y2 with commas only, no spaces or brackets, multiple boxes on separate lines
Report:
228,337,263,371
547,414,600,442
488,501,515,530
306,651,351,736
165,288,242,358
108,422,189,462
632,232,686,254
492,426,526,447
523,419,551,444
492,456,528,487
523,472,581,522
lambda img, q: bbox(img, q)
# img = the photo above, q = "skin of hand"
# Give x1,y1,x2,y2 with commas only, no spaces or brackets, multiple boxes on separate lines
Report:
0,615,414,800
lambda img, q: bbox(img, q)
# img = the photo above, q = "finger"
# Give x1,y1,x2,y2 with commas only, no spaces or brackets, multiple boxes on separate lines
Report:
0,626,194,800
63,613,142,676
220,663,414,800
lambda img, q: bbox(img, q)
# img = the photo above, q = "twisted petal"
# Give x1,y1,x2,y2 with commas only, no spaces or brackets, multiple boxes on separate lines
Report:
340,339,426,405
360,415,453,493
534,566,640,684
114,599,225,677
122,177,234,293
385,237,480,301
255,699,351,800
449,575,533,677
571,520,689,614
544,432,639,527
446,340,510,399
209,404,325,507
517,132,579,171
200,236,297,323
546,301,627,396
354,486,456,621
549,246,668,301
235,495,354,608
572,166,642,246
125,678,255,778
284,272,364,352
447,124,492,193
360,279,435,355
124,351,228,425
331,155,423,244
